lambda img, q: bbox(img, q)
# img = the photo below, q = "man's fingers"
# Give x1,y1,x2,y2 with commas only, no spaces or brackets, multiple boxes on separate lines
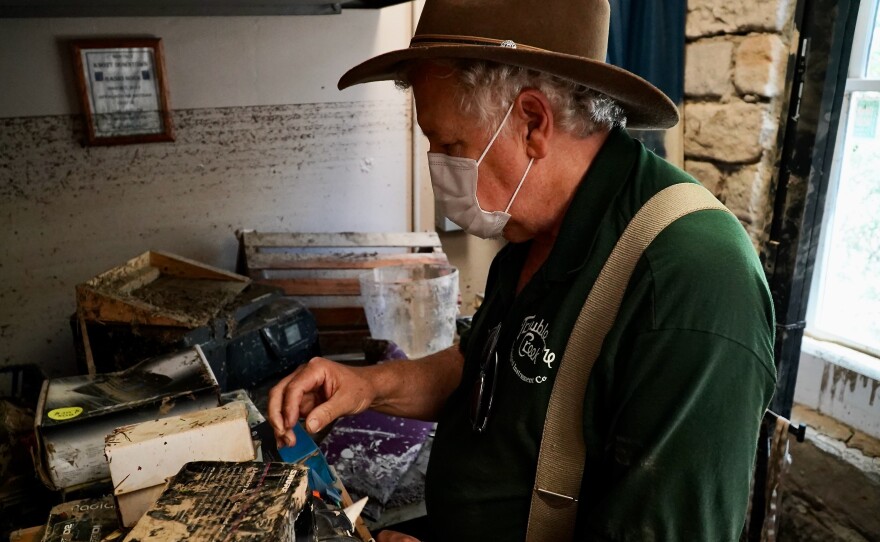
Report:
268,360,324,447
278,359,329,427
282,384,306,432
305,397,345,434
267,372,296,435
266,357,372,446
298,392,318,419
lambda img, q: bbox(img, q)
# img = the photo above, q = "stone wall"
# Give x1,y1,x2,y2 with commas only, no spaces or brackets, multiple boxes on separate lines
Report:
684,0,797,247
684,3,880,540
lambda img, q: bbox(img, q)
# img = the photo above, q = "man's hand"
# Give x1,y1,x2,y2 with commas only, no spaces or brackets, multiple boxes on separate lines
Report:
268,357,376,448
268,346,465,448
377,530,420,542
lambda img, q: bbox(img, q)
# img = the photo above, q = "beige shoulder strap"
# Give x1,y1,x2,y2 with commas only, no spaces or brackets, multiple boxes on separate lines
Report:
526,183,732,541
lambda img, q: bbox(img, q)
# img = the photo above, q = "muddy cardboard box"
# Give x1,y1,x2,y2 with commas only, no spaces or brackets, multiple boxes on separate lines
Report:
220,389,265,428
40,495,119,542
125,461,309,542
220,390,279,461
105,402,256,527
35,347,220,491
76,250,251,329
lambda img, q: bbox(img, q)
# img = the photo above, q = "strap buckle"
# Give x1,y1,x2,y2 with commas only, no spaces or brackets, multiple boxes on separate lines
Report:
535,488,578,508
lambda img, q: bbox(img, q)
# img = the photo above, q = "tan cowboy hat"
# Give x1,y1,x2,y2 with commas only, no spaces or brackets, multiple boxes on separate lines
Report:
338,0,678,130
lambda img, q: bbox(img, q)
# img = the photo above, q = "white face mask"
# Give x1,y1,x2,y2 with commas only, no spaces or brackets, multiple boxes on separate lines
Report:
428,101,535,239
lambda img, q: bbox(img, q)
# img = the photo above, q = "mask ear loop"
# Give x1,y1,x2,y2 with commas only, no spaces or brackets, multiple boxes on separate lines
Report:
477,101,517,166
504,157,534,213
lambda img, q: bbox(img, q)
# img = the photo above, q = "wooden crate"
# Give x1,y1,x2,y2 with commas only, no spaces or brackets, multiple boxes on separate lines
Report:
76,250,250,328
238,231,448,355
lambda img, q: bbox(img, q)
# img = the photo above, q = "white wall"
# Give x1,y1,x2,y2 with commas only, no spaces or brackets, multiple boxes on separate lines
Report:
0,7,416,376
0,12,410,116
795,337,880,440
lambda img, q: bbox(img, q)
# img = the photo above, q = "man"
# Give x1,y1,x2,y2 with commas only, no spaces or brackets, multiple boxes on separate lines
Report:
268,1,776,540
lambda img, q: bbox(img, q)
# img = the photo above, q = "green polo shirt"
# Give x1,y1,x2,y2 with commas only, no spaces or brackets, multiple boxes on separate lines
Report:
425,128,776,541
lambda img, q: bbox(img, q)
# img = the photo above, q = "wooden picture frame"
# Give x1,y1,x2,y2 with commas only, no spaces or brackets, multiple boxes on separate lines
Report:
71,38,174,146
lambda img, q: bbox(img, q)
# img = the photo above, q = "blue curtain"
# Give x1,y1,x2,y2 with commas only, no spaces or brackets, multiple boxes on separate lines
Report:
607,0,686,157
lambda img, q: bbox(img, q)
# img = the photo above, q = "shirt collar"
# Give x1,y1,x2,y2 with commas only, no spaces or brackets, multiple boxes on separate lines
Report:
542,127,641,282
493,238,531,303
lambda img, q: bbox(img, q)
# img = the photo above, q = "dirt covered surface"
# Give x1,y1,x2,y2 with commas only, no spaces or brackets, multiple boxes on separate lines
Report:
81,255,249,327
125,462,308,542
129,276,245,322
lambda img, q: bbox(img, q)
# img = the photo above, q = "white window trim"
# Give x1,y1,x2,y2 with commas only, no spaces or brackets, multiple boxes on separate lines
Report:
802,332,880,381
845,78,880,91
847,0,878,79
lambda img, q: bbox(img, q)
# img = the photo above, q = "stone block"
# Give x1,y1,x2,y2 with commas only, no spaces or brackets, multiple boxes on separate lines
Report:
684,160,723,195
721,162,775,241
791,404,854,443
735,34,788,97
685,39,734,97
684,102,767,163
849,431,880,459
687,0,795,39
718,166,753,214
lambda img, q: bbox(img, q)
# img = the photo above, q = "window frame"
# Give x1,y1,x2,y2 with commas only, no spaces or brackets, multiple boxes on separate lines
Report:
806,0,880,359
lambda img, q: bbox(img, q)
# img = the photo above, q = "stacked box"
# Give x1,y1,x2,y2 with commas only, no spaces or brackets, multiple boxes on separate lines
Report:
34,346,220,491
125,462,309,542
105,402,256,527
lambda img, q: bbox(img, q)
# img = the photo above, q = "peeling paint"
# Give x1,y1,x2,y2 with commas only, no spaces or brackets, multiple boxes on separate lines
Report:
871,380,879,407
798,341,880,440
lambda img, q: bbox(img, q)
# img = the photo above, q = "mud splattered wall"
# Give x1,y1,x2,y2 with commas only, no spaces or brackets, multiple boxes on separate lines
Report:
0,9,415,376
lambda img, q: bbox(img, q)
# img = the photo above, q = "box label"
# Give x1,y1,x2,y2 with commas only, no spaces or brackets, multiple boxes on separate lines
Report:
48,406,83,421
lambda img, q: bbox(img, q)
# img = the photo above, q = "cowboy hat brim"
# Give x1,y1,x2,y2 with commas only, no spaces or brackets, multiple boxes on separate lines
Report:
338,44,679,130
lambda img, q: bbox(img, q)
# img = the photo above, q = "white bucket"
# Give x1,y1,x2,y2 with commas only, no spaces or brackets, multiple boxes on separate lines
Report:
359,264,459,359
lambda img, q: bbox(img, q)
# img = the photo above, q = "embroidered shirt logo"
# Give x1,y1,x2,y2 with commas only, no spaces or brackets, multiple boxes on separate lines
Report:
510,315,557,384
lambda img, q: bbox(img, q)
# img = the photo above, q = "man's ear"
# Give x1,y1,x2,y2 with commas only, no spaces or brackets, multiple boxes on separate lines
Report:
516,89,553,160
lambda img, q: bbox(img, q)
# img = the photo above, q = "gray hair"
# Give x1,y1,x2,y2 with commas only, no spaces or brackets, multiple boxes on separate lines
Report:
398,59,626,138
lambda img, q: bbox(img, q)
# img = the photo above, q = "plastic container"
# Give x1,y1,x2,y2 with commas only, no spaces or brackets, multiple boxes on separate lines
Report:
359,264,459,359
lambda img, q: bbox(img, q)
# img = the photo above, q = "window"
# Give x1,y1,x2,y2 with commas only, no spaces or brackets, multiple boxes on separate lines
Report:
808,0,880,359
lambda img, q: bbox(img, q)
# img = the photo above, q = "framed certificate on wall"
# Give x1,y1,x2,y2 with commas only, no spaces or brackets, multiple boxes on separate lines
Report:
71,38,174,146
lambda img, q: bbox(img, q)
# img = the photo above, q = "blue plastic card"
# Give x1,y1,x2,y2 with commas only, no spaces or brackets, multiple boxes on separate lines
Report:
279,422,341,503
